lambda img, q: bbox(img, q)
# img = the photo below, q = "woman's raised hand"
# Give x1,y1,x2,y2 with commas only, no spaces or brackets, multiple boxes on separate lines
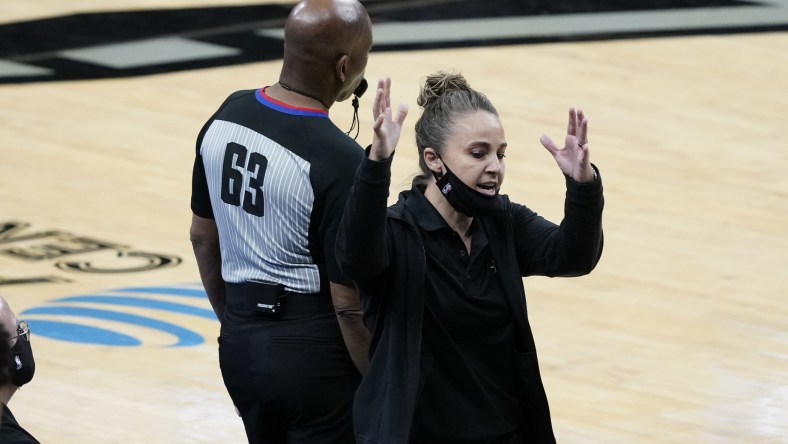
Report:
369,77,409,161
539,108,595,183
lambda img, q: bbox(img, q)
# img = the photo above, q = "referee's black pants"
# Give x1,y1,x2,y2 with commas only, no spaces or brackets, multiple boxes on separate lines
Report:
219,283,360,444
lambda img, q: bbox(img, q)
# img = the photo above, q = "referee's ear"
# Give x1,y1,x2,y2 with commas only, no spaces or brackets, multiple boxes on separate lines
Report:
336,54,349,83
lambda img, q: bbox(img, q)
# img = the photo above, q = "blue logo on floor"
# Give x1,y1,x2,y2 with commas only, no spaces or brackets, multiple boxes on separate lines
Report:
20,285,213,347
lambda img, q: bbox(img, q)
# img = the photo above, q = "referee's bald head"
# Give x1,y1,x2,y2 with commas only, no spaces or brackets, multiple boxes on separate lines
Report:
280,0,372,106
284,0,371,59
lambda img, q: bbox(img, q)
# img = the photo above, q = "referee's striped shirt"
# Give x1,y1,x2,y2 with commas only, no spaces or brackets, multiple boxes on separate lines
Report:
191,87,364,294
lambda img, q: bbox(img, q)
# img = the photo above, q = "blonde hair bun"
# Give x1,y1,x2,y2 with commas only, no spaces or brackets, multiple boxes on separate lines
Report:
416,71,471,108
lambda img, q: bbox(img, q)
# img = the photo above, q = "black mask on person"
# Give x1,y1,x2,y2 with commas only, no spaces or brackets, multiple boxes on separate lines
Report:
8,330,35,387
433,162,505,217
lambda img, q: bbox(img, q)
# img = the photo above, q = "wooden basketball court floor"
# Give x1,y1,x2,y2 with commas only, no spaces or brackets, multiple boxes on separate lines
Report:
1,1,787,442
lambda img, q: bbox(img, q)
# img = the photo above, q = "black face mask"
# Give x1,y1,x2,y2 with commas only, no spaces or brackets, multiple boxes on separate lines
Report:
434,163,506,217
8,325,35,387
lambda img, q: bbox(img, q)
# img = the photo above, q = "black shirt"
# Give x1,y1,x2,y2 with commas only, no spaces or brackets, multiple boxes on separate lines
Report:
406,189,521,443
1,405,40,444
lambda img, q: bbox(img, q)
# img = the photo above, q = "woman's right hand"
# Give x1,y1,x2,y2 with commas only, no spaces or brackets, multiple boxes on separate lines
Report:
369,77,408,161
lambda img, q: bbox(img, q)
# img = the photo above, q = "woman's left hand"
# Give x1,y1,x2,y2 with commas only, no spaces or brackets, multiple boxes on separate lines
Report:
540,108,595,183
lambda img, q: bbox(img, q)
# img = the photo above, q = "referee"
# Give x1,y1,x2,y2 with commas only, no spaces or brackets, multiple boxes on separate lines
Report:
189,1,372,442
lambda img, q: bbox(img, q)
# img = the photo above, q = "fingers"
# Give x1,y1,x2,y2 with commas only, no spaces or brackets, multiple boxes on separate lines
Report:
395,102,409,127
576,107,588,146
578,115,588,145
372,113,384,132
567,107,589,143
373,77,407,127
373,79,385,120
384,77,391,110
373,77,395,121
371,78,407,157
551,107,590,149
540,134,560,156
567,108,577,137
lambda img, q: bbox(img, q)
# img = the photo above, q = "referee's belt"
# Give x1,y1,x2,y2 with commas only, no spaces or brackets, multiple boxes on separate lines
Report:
225,281,327,315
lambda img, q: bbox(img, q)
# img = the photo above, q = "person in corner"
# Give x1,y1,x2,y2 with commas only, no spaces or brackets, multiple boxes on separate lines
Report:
0,294,39,444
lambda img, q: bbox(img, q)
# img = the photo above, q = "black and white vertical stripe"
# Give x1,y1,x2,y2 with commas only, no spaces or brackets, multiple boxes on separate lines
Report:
200,119,320,293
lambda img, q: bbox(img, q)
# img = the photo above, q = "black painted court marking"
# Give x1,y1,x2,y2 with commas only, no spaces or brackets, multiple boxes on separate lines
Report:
1,0,786,83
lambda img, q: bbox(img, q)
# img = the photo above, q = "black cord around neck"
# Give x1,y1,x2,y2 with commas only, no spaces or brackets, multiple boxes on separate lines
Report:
278,81,331,110
347,96,361,140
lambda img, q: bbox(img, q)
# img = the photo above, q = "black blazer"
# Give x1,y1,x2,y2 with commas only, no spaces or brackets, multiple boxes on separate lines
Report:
337,155,604,444
1,405,40,444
